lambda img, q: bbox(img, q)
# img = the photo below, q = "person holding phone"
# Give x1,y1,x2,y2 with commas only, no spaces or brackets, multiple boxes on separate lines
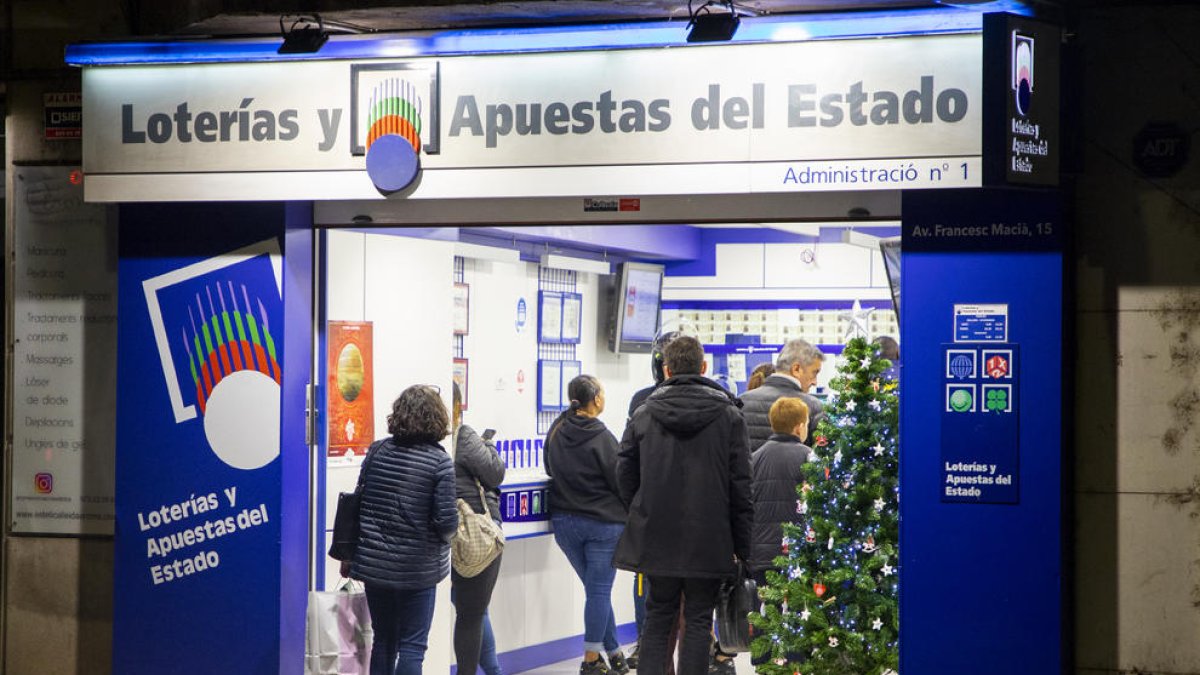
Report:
450,383,507,675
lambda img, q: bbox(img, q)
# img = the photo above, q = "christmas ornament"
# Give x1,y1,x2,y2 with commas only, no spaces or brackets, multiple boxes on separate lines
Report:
873,443,886,457
813,582,826,597
872,618,884,631
829,636,840,648
868,399,882,411
874,498,885,512
871,379,881,392
862,535,877,553
805,527,816,543
881,564,895,577
845,399,858,412
839,299,874,341
827,535,834,550
815,435,828,447
833,449,843,464
800,606,811,621
798,499,808,515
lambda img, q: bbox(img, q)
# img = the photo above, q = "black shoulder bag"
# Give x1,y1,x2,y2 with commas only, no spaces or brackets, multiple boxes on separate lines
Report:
328,441,381,562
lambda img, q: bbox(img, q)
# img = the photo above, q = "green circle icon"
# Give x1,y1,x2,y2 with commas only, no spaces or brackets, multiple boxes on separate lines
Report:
950,389,973,412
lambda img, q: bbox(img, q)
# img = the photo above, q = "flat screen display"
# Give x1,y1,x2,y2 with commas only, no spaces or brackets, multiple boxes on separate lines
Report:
620,267,663,343
879,239,901,321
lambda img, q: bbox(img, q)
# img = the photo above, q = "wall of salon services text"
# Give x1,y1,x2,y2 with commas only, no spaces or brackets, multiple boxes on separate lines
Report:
114,203,309,675
81,34,983,201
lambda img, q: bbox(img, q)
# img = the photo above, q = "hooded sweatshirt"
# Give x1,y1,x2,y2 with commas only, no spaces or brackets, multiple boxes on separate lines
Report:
613,374,753,579
543,413,627,524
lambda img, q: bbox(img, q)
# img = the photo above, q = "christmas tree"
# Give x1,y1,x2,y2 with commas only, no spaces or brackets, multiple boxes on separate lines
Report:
750,336,900,675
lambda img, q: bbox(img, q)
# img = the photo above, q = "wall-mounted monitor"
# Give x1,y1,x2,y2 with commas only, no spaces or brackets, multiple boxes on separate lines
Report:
607,262,665,354
879,238,901,321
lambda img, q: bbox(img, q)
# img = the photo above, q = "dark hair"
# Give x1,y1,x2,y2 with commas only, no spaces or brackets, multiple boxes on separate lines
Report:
650,331,682,384
663,335,704,376
747,362,775,391
874,335,900,362
387,385,449,442
567,374,602,412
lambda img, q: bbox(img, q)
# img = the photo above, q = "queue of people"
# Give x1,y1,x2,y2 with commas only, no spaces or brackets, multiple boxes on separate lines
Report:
341,332,883,675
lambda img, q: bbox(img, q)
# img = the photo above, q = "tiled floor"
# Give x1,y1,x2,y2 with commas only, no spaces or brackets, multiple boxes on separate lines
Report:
516,646,754,674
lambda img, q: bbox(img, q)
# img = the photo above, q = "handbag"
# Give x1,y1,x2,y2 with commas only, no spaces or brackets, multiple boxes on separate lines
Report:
451,480,505,577
714,561,758,653
304,579,373,675
328,442,380,562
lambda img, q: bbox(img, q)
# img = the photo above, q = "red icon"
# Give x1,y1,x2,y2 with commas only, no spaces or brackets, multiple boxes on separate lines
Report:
986,355,1009,378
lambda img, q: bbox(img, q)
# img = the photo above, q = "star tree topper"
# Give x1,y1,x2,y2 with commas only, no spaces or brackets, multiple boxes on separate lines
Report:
840,299,875,342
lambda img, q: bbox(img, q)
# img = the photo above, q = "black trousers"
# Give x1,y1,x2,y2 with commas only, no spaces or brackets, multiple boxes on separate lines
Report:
451,555,503,675
638,576,722,675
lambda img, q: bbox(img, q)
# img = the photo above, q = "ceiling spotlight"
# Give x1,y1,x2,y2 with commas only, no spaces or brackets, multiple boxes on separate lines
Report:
686,0,740,43
278,14,329,54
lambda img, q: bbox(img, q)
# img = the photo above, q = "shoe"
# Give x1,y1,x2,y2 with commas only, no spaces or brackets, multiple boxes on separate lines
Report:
607,650,631,675
708,655,736,674
581,657,610,674
626,643,640,669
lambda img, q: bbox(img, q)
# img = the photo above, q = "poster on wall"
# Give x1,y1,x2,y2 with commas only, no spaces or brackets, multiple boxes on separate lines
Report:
115,230,288,674
453,283,470,335
452,358,469,411
328,321,375,458
10,165,117,535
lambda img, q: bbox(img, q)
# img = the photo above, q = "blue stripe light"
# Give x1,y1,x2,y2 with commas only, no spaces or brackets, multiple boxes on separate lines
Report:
65,2,1035,66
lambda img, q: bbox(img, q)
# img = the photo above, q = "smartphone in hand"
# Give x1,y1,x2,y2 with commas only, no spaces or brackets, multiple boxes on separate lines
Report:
482,428,496,441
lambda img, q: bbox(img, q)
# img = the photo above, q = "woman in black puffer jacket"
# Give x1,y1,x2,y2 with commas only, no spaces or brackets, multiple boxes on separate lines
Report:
348,385,458,675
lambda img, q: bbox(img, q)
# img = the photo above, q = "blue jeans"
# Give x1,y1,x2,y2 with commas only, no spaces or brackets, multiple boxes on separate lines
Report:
364,584,437,675
552,513,623,654
479,612,502,675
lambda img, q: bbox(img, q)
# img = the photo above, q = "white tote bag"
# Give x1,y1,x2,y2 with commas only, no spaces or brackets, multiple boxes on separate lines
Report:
305,579,374,675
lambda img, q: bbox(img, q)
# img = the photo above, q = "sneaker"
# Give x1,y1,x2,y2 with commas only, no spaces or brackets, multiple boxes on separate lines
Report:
581,657,610,674
626,643,640,669
607,650,631,675
708,655,736,674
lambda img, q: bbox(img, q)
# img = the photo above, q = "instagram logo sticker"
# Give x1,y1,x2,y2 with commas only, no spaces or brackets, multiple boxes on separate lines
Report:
34,473,54,494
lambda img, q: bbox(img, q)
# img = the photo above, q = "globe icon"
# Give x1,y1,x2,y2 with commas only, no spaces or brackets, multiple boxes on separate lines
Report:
950,354,974,379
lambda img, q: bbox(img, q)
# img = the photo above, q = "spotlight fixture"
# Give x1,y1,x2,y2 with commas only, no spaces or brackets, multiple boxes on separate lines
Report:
278,14,329,54
686,0,740,43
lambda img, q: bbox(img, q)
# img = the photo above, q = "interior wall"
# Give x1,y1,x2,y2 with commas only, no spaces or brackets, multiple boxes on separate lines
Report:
322,231,646,666
322,229,457,671
1070,6,1200,674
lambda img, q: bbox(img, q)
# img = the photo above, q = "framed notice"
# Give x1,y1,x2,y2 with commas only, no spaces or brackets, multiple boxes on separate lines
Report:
561,292,583,344
10,165,117,535
328,321,375,458
560,360,582,393
453,283,470,335
538,359,564,411
453,358,469,410
539,290,564,343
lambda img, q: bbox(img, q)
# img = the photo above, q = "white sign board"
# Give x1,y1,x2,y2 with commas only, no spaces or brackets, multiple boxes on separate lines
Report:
82,34,982,201
11,166,117,534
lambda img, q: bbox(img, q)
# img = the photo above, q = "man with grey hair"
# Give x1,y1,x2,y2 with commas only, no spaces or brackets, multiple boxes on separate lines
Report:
738,339,826,451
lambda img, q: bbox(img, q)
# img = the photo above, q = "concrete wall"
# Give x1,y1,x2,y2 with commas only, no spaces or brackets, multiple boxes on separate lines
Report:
3,2,128,673
1070,6,1200,675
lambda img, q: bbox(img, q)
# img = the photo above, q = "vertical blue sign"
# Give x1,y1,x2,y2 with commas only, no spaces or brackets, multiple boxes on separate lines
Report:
115,203,305,675
901,188,1063,675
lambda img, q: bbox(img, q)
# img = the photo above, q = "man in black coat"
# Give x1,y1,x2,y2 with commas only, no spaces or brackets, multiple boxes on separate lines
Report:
614,336,752,675
739,338,826,451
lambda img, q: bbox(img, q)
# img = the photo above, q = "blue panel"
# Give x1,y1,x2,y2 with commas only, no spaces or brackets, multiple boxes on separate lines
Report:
65,5,1036,67
279,202,314,672
115,203,292,675
900,189,1062,673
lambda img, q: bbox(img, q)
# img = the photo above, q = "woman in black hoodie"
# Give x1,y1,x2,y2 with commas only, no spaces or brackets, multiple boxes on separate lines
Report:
544,375,631,675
